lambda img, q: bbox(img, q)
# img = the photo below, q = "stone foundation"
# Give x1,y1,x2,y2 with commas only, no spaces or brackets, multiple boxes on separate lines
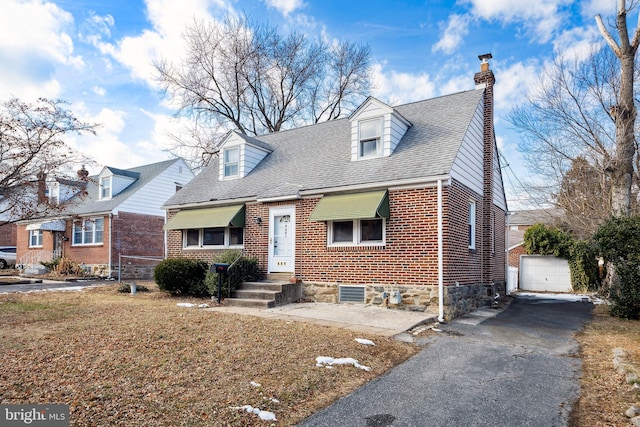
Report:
302,280,507,321
118,264,156,280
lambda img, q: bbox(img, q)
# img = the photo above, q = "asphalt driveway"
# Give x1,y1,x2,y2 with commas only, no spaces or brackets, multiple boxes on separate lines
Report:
299,293,594,427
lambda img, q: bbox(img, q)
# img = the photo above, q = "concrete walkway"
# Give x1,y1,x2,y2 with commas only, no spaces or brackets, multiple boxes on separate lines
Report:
206,302,438,336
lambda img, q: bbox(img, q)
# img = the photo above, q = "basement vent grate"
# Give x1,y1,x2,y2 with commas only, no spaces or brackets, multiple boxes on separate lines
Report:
339,285,365,303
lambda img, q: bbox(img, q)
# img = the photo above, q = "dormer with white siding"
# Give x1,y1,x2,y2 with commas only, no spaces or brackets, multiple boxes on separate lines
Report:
98,167,139,200
218,131,272,181
348,97,412,161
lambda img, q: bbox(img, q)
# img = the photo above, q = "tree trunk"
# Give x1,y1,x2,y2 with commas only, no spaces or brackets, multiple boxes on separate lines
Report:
597,1,639,217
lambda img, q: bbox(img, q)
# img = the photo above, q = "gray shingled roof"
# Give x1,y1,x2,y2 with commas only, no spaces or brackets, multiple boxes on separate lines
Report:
164,89,484,208
61,158,181,215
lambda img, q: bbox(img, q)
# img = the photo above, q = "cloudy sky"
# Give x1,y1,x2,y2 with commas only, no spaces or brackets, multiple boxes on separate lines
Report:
1,0,619,208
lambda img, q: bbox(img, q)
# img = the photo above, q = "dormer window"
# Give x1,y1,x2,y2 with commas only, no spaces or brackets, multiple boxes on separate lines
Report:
359,118,382,158
100,177,111,199
223,147,239,177
349,97,412,162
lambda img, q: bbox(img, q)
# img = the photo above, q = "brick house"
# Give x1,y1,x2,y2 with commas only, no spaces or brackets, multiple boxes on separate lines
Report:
16,158,194,278
163,55,507,320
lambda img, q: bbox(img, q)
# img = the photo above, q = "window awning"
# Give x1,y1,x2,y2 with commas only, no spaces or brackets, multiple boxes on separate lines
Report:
25,220,66,231
309,190,389,221
164,205,245,230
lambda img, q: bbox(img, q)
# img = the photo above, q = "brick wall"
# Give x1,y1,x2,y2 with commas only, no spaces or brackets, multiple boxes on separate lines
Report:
0,223,17,246
509,245,526,268
111,212,165,262
165,181,507,317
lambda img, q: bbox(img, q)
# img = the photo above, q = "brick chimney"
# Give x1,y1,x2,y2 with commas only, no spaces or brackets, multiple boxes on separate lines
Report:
36,170,47,204
473,53,495,286
77,165,89,180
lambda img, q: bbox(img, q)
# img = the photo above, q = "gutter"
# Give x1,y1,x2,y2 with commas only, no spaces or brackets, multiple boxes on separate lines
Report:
163,197,258,211
437,178,444,323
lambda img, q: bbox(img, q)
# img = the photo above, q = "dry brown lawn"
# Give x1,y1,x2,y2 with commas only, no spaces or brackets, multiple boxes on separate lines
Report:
0,282,419,426
571,304,640,426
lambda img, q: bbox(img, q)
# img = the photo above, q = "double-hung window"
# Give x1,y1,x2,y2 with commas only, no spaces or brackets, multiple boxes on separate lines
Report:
468,201,476,250
29,230,43,247
100,177,111,199
73,218,104,245
358,118,382,158
329,218,384,246
223,147,239,178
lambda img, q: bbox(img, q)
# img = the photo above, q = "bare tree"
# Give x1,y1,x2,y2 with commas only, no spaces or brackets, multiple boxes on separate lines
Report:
0,98,98,223
555,157,613,239
155,15,371,168
509,51,620,210
596,0,640,216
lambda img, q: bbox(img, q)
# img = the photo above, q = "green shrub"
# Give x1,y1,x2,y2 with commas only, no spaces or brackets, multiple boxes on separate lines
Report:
154,258,209,297
206,250,260,299
609,261,640,320
568,240,599,292
524,223,571,258
594,215,640,319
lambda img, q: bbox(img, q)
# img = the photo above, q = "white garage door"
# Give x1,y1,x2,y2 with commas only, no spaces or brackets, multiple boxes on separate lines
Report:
519,255,572,292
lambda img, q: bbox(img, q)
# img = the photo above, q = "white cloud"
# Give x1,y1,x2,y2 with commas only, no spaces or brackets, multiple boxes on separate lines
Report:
432,14,472,54
0,0,82,100
79,12,115,46
64,104,169,171
581,0,616,17
552,25,602,61
264,0,305,17
493,59,541,113
95,0,235,89
92,86,106,97
464,0,571,43
370,63,436,106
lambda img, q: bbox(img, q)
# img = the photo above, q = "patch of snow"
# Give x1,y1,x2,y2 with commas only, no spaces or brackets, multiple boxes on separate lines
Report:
234,405,277,421
315,356,371,371
355,338,375,346
177,303,197,307
250,381,261,387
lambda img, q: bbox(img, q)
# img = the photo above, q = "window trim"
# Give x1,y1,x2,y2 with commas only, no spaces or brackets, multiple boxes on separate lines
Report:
29,230,43,248
182,226,244,249
358,117,383,159
223,147,240,178
327,218,385,247
72,217,104,246
468,200,476,250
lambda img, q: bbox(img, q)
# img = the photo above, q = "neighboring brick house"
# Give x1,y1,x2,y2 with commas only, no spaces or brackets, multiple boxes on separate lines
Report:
16,159,194,278
163,55,507,320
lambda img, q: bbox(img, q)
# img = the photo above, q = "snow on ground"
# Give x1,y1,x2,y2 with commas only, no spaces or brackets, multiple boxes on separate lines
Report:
517,292,596,302
355,338,375,346
176,303,210,308
316,356,371,371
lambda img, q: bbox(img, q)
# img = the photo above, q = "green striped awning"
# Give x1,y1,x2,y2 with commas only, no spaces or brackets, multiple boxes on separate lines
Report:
309,190,389,221
164,205,245,230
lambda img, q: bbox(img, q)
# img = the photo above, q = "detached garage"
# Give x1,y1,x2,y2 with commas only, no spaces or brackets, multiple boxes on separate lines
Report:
519,255,572,293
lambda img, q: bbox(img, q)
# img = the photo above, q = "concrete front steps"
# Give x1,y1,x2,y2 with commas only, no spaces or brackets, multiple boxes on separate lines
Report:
224,280,302,308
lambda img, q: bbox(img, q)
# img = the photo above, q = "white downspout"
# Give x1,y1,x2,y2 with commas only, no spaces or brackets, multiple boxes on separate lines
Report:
437,179,444,323
108,213,113,278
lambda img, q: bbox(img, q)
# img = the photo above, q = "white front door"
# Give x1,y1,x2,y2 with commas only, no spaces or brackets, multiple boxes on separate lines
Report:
268,206,295,273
